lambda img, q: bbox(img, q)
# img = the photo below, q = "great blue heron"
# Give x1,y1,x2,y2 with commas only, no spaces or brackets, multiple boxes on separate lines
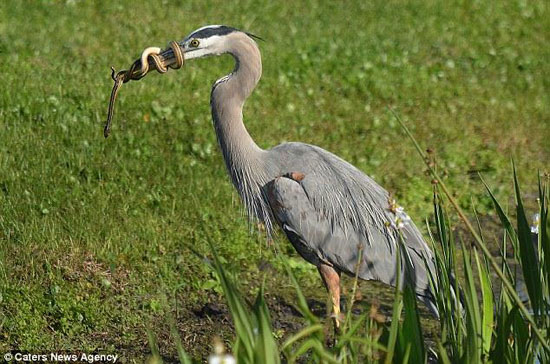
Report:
157,25,438,329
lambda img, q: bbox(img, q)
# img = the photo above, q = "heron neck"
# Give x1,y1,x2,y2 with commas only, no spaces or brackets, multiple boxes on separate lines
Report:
210,36,265,174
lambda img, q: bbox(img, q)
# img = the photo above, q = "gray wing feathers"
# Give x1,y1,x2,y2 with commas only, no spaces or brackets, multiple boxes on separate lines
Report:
269,143,398,248
265,174,437,314
298,145,393,246
268,143,434,254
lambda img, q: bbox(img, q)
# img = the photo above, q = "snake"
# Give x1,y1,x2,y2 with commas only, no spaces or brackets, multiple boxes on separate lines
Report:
104,40,184,138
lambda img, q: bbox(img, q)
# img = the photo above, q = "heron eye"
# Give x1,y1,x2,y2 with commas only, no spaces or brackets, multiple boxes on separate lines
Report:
190,39,200,47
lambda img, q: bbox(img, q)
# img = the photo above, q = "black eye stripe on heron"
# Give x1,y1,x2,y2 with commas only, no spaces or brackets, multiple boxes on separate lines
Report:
191,25,237,39
190,25,264,42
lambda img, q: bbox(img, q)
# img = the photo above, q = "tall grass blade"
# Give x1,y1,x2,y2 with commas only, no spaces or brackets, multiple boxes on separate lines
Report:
491,293,508,363
167,307,193,364
513,165,542,316
437,341,452,364
475,248,494,357
480,174,518,243
462,242,482,362
508,306,534,364
281,324,324,352
288,340,340,364
428,190,464,361
339,313,368,341
538,174,550,305
279,257,329,362
384,299,403,364
398,285,425,364
146,329,162,363
384,238,403,364
252,284,281,364
208,243,255,361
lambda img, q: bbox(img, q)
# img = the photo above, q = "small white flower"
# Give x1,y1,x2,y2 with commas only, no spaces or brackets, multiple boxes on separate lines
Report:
395,206,412,224
209,337,235,364
531,213,540,234
394,220,404,229
387,201,411,230
208,354,236,364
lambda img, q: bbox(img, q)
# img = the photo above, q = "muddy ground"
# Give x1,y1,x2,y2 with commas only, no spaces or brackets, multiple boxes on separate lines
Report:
122,275,439,363
84,214,522,362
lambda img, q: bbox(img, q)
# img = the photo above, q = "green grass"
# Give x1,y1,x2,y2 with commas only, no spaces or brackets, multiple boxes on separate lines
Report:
0,0,548,361
188,168,550,364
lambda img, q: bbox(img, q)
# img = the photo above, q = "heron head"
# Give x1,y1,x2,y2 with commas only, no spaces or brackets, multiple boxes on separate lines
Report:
182,25,239,60
162,25,261,63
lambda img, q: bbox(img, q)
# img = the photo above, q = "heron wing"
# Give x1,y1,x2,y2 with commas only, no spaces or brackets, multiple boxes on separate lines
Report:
268,143,433,256
264,174,437,313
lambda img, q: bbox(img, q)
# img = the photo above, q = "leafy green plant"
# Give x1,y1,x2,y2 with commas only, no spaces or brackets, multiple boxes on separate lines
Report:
394,109,550,363
206,243,280,364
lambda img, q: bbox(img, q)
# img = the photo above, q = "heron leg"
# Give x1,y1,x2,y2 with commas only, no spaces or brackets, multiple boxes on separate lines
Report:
318,263,341,334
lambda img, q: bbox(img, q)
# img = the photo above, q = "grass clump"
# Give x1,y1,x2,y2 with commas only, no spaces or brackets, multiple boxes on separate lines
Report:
165,169,549,363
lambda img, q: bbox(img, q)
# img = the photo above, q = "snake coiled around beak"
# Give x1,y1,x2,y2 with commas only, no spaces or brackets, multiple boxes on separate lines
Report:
104,40,184,138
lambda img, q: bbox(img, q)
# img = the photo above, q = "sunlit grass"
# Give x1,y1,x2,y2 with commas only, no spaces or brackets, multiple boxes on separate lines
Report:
0,0,548,361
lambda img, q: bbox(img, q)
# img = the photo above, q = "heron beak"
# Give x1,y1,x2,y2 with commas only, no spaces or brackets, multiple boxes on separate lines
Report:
158,41,186,69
